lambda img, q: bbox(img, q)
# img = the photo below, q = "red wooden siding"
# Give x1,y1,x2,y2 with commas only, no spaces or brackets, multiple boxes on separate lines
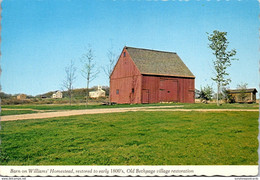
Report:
159,79,178,102
110,48,142,104
142,75,195,103
141,75,159,103
141,89,149,103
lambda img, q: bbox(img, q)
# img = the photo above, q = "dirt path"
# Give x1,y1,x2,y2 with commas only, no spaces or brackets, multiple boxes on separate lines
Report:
1,106,258,121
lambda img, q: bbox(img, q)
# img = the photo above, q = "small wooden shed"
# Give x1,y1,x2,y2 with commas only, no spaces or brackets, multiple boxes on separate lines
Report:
110,46,195,104
228,88,257,103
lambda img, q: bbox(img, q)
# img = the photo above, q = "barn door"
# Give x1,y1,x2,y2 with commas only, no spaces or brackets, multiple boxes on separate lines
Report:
142,89,149,104
159,79,178,102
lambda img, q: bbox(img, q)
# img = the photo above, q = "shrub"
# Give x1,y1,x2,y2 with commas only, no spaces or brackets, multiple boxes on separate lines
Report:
199,85,214,103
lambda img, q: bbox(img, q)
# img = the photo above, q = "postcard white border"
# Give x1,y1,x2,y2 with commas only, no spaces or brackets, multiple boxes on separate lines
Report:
0,0,259,178
0,165,258,177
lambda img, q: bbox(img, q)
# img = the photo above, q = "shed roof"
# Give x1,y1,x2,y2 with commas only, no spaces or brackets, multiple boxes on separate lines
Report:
125,46,195,78
228,88,258,93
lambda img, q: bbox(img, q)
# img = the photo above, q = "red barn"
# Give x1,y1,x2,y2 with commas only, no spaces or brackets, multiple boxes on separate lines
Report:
110,46,195,104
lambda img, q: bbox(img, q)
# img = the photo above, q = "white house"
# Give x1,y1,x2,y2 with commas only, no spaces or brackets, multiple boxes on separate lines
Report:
89,86,106,98
52,91,63,99
17,94,27,100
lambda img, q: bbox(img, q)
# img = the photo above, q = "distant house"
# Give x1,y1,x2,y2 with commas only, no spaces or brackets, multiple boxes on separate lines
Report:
52,91,63,99
228,88,258,103
89,86,106,98
17,94,27,100
110,46,195,104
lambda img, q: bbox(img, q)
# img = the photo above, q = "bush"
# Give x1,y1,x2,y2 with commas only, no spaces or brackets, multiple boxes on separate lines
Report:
222,88,235,103
2,98,32,105
199,85,214,103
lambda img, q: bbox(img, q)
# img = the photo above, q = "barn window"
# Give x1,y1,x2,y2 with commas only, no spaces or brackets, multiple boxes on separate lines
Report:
132,88,134,93
124,52,126,57
116,89,119,94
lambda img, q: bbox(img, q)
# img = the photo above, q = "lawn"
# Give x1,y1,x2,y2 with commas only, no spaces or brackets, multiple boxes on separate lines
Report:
0,111,258,165
1,103,258,116
1,103,164,111
0,110,38,116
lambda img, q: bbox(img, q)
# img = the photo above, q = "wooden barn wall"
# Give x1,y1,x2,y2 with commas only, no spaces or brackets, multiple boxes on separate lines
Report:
110,48,142,104
110,76,142,104
141,76,159,103
178,78,195,103
142,75,195,103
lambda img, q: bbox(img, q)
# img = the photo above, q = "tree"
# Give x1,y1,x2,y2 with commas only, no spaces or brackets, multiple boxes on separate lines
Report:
103,49,117,79
199,85,214,103
221,87,234,103
237,82,248,102
208,30,237,106
195,89,200,99
81,46,99,105
62,60,76,105
102,47,117,105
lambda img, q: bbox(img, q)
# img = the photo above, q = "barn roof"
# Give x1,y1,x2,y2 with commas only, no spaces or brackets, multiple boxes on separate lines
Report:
125,46,195,78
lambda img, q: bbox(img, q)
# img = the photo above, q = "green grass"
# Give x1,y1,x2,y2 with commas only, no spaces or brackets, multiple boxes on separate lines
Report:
0,110,38,116
1,102,258,116
0,111,258,165
1,103,165,116
181,103,259,109
2,103,160,110
2,102,258,111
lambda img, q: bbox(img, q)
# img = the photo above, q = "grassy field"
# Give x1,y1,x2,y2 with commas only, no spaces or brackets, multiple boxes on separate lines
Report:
0,111,258,165
1,103,259,116
0,110,38,116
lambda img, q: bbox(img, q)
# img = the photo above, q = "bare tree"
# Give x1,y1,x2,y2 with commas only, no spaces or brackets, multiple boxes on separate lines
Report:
103,49,117,78
81,46,99,105
103,48,117,104
62,60,76,105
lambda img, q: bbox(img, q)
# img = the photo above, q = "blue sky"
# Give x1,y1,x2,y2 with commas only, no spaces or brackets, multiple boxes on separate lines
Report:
2,0,259,96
